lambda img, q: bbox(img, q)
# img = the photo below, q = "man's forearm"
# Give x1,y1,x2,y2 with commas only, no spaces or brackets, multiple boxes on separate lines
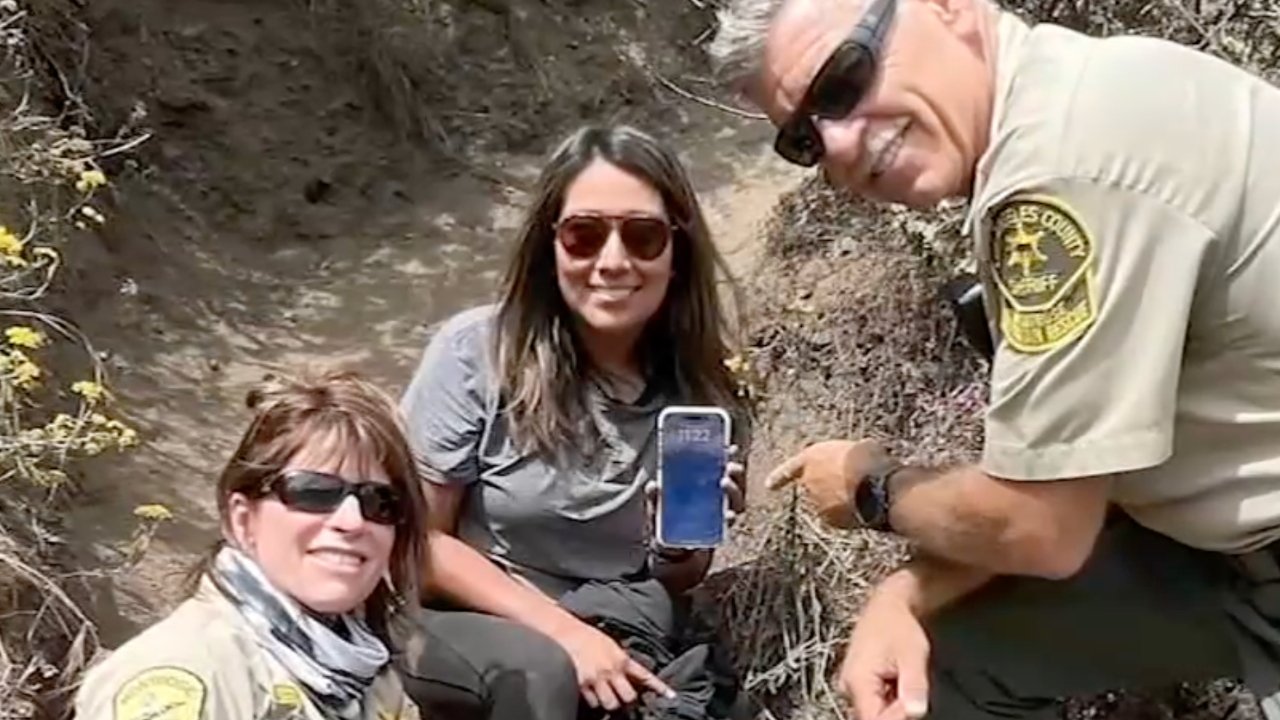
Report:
875,554,995,618
885,463,1109,578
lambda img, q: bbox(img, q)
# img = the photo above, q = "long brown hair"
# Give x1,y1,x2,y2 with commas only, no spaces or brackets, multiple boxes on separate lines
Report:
494,124,749,457
188,366,427,639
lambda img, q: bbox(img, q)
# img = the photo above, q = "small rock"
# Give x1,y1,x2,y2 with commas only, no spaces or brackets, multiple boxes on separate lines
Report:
303,177,333,204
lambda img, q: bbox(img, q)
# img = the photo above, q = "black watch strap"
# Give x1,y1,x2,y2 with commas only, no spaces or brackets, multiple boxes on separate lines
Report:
854,460,902,531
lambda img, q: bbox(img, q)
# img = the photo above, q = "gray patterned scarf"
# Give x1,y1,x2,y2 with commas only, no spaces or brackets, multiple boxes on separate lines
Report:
211,545,390,719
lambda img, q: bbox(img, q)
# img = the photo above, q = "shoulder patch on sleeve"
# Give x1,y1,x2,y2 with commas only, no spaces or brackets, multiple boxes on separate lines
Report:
989,194,1098,353
270,683,302,708
113,666,206,720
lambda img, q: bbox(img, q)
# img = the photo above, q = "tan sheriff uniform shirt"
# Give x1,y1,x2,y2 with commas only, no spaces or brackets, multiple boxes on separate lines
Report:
73,577,421,720
967,10,1280,553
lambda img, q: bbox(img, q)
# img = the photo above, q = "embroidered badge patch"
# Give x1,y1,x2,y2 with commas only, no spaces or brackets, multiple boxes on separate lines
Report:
989,195,1097,353
271,684,302,708
113,666,205,720
264,684,305,719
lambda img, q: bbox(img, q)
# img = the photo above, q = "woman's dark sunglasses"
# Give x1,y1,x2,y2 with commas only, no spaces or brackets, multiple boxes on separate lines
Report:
554,213,672,261
265,469,404,526
774,0,898,167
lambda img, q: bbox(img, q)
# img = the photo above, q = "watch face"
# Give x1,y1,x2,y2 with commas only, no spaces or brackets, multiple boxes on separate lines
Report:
855,477,885,527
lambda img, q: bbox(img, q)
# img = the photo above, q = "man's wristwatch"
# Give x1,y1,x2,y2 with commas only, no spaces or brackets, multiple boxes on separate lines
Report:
854,459,904,531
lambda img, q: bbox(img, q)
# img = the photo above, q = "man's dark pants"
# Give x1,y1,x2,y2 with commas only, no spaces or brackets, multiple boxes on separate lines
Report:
928,514,1280,719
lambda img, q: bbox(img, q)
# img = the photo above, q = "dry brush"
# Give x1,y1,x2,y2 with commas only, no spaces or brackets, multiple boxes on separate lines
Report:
0,3,159,718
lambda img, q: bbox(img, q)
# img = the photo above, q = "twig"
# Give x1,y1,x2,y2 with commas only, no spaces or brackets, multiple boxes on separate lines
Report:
0,309,104,382
1161,0,1225,49
650,72,769,120
97,131,152,158
0,10,26,34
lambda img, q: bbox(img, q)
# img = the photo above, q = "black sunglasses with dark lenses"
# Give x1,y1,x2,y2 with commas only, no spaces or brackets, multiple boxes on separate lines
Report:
775,0,899,167
267,469,404,526
555,214,672,261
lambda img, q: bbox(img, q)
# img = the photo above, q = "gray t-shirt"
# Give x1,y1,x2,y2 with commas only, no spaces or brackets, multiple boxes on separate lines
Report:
400,304,669,598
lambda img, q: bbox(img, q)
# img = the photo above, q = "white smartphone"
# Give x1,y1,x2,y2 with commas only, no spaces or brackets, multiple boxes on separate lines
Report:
655,405,732,549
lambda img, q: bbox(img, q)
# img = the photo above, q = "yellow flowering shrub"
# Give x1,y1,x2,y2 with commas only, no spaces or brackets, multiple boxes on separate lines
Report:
5,324,44,348
0,7,161,715
0,163,163,524
75,169,107,194
724,351,762,402
0,225,24,267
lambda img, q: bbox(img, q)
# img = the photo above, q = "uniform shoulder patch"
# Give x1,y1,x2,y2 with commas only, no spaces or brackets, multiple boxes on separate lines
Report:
265,683,305,720
270,684,302,708
113,666,206,720
988,194,1098,353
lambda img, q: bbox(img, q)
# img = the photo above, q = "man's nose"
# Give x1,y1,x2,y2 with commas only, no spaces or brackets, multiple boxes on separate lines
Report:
816,116,868,177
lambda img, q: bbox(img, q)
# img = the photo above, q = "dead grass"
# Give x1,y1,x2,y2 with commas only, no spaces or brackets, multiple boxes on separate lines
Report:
696,177,984,719
0,523,96,720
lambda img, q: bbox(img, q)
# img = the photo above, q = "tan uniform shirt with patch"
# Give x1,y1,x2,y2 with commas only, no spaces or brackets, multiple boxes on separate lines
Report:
72,577,421,720
968,11,1280,553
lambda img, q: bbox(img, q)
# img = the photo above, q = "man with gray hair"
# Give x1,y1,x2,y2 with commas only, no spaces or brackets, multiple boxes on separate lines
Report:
707,1,1280,719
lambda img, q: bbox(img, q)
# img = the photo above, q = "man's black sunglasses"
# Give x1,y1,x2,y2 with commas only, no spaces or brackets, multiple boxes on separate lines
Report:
264,469,405,526
774,0,899,167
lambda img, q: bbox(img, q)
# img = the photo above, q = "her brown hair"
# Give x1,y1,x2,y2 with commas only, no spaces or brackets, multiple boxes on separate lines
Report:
189,366,427,638
494,124,749,457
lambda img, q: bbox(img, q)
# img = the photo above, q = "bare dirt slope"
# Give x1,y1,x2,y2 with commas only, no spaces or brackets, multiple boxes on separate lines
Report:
44,0,807,650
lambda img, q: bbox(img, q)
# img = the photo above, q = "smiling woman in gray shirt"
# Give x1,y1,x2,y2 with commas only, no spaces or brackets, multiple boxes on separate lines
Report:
397,125,751,720
404,302,676,599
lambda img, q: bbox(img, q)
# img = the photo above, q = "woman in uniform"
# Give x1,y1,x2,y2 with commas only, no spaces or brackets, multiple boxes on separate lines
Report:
73,367,428,720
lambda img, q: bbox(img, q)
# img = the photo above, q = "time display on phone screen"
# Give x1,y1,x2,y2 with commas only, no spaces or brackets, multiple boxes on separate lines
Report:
673,426,714,444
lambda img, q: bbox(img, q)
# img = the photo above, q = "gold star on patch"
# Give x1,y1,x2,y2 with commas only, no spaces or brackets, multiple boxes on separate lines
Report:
1004,220,1048,277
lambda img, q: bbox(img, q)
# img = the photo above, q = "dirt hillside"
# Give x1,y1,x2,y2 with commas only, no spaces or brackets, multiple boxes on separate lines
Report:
0,1,806,716
37,0,805,652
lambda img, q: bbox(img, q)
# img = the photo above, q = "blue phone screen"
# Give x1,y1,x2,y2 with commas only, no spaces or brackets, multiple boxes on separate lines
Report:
659,411,727,547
